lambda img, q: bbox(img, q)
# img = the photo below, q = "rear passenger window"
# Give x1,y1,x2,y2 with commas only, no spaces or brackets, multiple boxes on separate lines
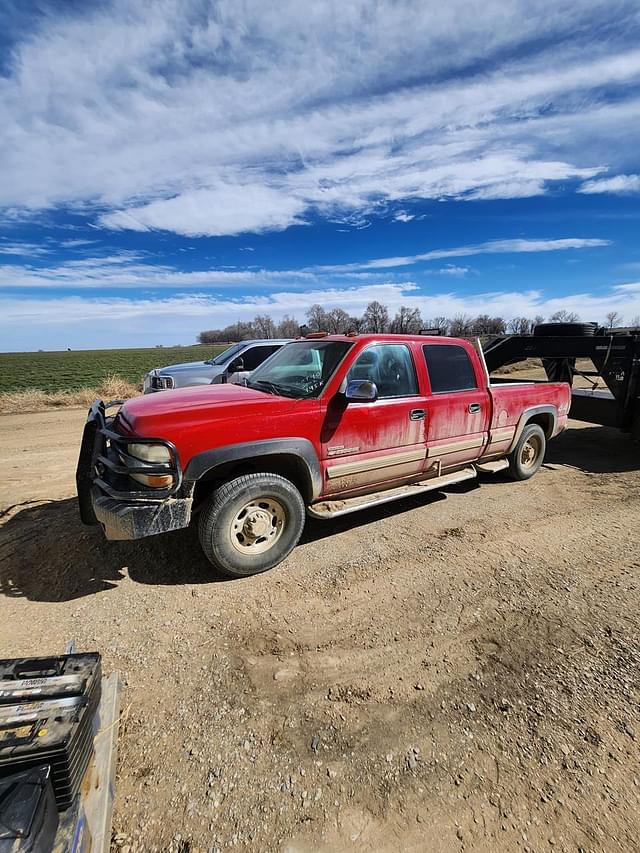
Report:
423,344,477,393
241,345,281,371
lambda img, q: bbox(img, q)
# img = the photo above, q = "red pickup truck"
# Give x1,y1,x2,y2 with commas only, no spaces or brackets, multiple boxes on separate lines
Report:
77,334,571,577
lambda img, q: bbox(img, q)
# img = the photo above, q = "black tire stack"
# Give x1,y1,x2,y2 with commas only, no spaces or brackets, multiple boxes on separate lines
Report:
533,321,598,384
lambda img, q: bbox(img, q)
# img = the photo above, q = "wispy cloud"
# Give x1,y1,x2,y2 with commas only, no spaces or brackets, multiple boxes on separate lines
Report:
579,174,640,194
60,239,99,248
0,1,639,235
0,242,49,257
0,237,608,289
307,237,611,272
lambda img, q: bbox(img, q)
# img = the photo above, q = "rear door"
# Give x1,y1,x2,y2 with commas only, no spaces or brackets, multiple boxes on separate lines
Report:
320,342,429,495
422,342,490,469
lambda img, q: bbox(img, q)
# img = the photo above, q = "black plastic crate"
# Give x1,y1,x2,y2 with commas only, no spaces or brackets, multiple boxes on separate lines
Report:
0,655,101,812
0,765,59,852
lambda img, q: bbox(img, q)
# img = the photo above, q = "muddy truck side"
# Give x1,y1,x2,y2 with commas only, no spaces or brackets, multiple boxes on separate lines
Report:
76,334,571,577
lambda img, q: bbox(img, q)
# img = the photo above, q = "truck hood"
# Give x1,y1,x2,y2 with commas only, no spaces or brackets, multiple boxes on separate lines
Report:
117,383,297,436
154,361,221,376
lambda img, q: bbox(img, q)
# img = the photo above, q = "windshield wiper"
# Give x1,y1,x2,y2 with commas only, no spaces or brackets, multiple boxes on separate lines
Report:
247,379,283,396
248,379,302,398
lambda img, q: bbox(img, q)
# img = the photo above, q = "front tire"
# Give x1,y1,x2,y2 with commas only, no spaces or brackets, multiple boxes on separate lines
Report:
197,473,305,577
508,423,546,481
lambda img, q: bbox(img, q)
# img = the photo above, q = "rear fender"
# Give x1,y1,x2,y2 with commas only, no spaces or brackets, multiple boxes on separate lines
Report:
507,405,558,452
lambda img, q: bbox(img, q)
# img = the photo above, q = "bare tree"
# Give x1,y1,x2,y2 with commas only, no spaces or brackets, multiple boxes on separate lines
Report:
347,314,365,333
470,315,505,335
605,310,622,330
252,314,277,338
549,310,579,323
390,306,423,334
449,314,473,336
425,316,449,335
198,329,220,344
306,304,329,331
629,315,640,329
533,315,545,330
325,307,351,334
362,300,389,332
508,317,533,335
277,315,302,337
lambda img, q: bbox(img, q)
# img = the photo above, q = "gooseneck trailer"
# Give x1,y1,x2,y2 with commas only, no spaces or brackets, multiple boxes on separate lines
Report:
483,323,640,440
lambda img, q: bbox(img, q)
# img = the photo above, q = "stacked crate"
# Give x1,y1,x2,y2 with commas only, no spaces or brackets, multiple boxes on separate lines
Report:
0,654,102,812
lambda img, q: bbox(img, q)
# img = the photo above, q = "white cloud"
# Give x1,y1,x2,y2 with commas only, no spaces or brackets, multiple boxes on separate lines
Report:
0,242,49,257
0,1,639,235
3,279,640,350
579,174,640,194
100,185,308,237
393,212,415,222
429,266,470,276
0,237,608,289
308,237,611,272
60,239,99,248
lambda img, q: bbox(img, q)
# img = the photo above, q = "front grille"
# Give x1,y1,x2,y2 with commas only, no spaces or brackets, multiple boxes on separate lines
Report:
76,400,182,512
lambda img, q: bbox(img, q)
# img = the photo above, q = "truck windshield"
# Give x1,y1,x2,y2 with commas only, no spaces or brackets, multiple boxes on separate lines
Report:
246,340,352,398
206,343,245,365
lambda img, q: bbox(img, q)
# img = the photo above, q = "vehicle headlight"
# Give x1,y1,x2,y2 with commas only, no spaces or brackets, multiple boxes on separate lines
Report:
127,443,174,488
127,443,171,463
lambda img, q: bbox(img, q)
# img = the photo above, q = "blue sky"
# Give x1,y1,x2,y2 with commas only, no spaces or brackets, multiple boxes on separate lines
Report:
1,0,640,351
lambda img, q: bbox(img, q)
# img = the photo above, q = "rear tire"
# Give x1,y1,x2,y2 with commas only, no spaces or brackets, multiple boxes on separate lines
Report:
197,473,305,578
508,423,546,481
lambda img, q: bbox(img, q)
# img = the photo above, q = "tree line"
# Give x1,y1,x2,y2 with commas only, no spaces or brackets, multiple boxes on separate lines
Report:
197,303,638,343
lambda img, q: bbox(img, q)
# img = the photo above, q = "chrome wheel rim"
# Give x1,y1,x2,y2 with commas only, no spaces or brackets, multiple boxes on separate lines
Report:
230,497,286,555
520,434,542,469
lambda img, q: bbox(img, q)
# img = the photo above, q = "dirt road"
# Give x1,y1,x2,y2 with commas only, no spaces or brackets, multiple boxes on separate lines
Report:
1,409,639,852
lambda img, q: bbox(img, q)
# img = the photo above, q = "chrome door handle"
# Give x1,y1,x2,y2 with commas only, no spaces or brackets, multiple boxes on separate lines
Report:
410,408,426,420
468,403,481,414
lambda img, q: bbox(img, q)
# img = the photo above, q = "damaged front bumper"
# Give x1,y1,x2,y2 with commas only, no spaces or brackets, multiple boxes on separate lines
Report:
90,487,193,540
76,400,193,540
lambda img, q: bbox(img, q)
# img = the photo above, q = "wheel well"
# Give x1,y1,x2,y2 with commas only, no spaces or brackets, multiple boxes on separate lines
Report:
525,412,553,437
192,453,313,507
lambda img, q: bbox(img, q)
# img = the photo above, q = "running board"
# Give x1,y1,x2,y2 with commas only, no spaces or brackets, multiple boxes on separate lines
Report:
475,458,509,474
307,466,478,520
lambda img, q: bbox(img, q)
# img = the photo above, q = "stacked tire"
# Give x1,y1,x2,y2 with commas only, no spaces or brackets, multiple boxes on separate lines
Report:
533,322,597,384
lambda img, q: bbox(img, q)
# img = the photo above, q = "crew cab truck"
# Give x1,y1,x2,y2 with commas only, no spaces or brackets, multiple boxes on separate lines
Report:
76,334,571,578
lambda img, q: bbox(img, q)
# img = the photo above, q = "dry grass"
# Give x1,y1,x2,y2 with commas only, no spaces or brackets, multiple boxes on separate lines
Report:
0,373,140,415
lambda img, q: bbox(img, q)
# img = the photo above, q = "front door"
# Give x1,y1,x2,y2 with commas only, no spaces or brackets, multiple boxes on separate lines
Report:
421,342,490,469
321,343,428,496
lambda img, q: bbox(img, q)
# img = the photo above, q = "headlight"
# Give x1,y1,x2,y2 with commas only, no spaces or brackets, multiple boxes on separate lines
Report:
126,443,173,488
127,443,171,463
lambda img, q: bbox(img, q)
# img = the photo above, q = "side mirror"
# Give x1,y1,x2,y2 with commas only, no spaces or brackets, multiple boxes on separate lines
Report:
228,357,244,372
345,379,378,402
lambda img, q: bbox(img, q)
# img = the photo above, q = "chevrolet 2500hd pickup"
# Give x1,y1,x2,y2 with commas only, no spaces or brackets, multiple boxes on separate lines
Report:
76,334,571,577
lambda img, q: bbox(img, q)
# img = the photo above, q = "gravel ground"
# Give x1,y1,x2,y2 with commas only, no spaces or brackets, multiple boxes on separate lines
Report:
1,409,639,853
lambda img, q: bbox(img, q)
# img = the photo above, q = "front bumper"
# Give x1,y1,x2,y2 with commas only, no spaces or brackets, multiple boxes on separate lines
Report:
90,487,193,540
76,400,193,540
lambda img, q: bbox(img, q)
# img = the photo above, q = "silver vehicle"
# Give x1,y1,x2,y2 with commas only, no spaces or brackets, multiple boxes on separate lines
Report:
143,339,290,393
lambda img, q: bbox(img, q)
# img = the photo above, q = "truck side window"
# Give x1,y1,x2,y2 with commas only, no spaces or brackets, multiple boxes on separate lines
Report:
240,345,281,371
423,344,477,392
348,344,418,397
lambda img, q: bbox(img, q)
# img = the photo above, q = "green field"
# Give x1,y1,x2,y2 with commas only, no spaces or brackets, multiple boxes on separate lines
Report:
0,344,228,393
